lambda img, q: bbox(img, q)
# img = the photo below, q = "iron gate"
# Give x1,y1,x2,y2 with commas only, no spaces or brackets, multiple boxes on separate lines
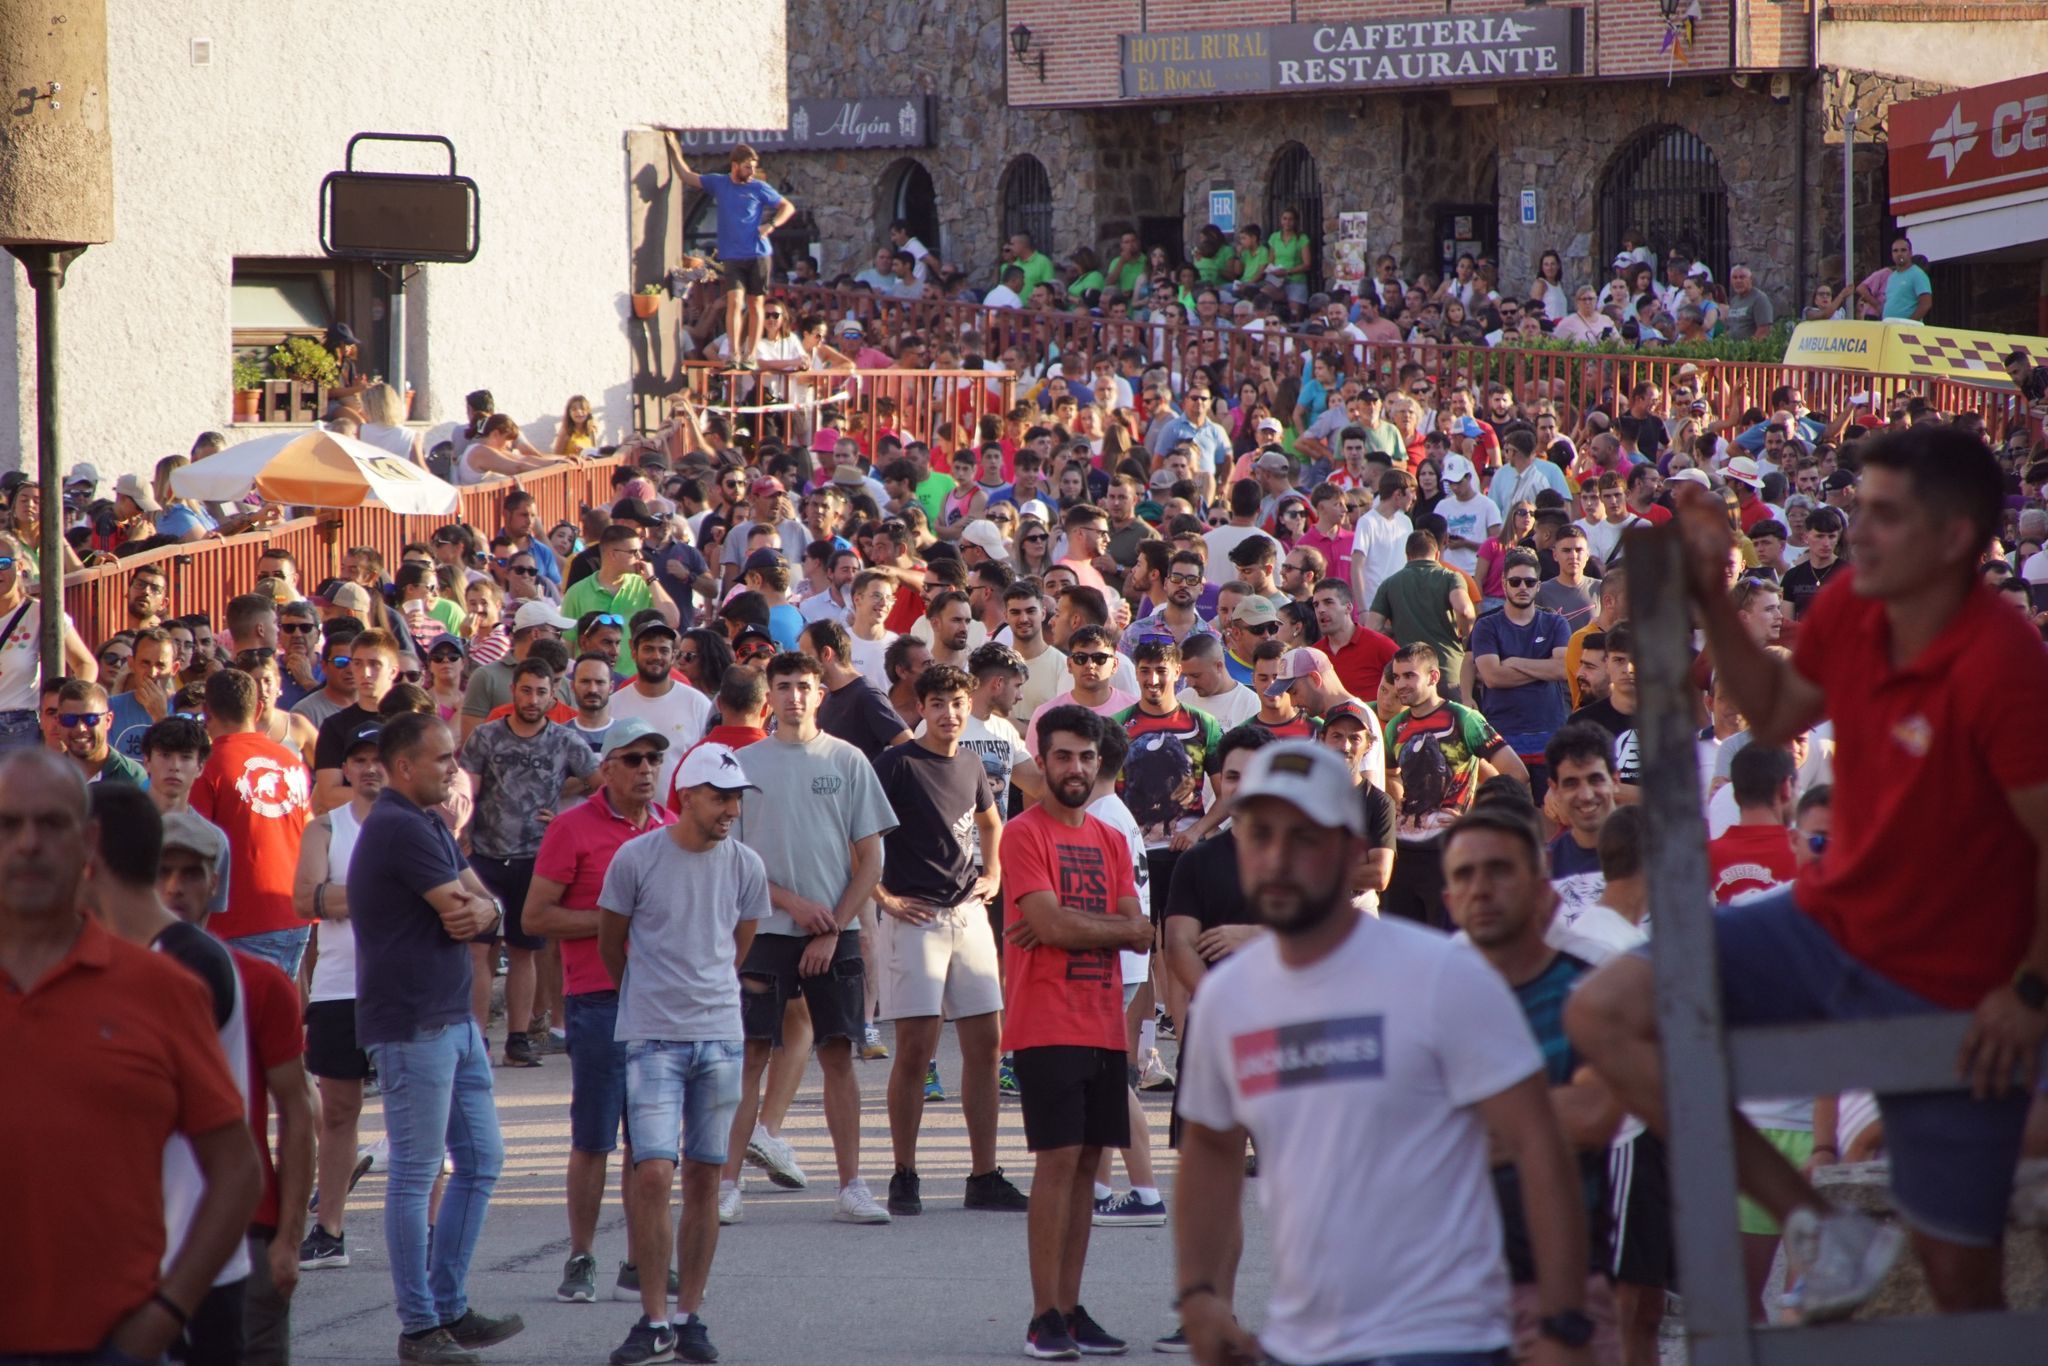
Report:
1266,142,1325,288
1598,125,1730,283
1000,154,1054,258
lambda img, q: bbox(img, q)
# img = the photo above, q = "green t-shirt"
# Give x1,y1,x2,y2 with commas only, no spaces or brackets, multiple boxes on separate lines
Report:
560,574,657,674
1016,251,1055,295
1070,270,1105,298
1237,244,1272,286
1269,231,1309,279
92,750,149,787
1194,244,1237,284
1357,420,1405,459
1368,560,1470,676
1112,257,1146,295
913,470,955,527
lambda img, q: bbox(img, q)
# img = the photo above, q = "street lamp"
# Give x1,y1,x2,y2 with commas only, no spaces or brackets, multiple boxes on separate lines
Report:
1009,22,1047,83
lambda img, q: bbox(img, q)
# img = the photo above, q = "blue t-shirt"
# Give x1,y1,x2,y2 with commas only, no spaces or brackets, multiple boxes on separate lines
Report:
350,788,474,1047
1470,608,1569,739
699,172,785,260
107,691,157,760
1883,264,1931,319
155,504,215,539
767,603,804,652
651,540,708,632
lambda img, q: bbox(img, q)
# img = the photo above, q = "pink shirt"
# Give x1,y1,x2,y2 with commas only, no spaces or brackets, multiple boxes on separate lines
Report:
1299,524,1355,571
533,788,676,995
1023,687,1137,753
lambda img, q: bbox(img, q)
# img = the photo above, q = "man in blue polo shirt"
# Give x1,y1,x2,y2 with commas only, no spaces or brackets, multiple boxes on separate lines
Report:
675,143,796,373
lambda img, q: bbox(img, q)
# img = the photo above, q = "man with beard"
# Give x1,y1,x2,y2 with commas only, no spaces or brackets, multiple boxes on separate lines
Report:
569,653,619,753
998,705,1151,1361
1119,550,1218,655
1113,640,1224,927
1174,742,1591,1366
608,620,713,801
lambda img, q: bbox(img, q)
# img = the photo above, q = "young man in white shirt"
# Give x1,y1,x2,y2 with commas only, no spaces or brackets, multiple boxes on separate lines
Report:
1435,454,1503,578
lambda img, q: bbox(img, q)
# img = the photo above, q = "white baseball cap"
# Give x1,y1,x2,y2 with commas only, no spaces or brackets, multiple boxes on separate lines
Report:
513,600,576,632
960,521,1007,559
674,741,759,793
1440,453,1477,486
1233,740,1366,837
1669,468,1714,488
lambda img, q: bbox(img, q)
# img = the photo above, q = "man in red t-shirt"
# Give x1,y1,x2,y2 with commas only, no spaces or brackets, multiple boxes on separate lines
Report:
1572,427,2048,1321
191,669,312,976
526,720,676,1304
230,948,315,1361
999,704,1150,1360
1310,579,1397,701
1707,744,1799,903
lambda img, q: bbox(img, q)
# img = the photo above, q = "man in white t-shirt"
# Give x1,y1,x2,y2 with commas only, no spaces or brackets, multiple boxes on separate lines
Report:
1435,454,1502,578
605,621,712,799
845,569,899,693
1174,742,1595,1366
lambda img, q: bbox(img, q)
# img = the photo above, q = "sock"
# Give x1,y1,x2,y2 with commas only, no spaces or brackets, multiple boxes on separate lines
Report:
1138,1019,1158,1055
1133,1185,1161,1204
1094,1182,1114,1201
647,1316,671,1330
752,1121,770,1142
720,1178,738,1193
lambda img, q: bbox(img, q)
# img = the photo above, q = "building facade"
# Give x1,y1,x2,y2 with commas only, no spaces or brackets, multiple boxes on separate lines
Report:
1,0,785,478
702,0,2044,335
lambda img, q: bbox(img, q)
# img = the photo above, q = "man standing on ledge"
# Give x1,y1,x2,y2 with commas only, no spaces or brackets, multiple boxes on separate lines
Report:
674,144,795,372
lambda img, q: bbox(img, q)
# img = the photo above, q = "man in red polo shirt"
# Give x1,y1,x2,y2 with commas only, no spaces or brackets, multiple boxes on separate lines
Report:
0,749,260,1361
1571,425,2048,1322
1310,577,1397,701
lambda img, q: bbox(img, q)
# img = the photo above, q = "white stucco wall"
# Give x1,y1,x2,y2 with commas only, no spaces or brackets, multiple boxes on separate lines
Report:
1820,19,2048,88
1,1,784,477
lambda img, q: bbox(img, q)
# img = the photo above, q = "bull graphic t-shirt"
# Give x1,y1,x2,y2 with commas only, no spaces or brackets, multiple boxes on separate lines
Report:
190,731,312,940
1383,701,1506,844
1112,703,1225,848
1546,832,1605,919
1708,825,1798,903
999,804,1141,1053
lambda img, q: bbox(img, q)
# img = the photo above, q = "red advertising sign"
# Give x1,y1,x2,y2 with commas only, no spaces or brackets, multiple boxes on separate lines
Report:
1890,72,2048,215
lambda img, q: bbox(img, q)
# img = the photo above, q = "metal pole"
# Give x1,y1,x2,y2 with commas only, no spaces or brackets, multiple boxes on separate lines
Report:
386,264,408,415
6,244,86,681
1842,106,1857,312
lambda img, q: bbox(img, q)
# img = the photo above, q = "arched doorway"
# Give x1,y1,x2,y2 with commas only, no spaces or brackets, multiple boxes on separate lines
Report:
1265,143,1325,289
1598,126,1730,284
879,158,939,261
999,154,1055,257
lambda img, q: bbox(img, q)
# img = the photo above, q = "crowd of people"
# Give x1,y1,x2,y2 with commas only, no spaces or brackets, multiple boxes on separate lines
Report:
5,143,2048,1366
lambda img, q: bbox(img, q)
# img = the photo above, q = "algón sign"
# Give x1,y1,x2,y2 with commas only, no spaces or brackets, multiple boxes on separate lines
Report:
1121,10,1584,100
672,97,933,152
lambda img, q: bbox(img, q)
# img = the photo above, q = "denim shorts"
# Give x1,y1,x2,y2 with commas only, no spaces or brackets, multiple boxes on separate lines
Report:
0,708,41,753
230,925,312,979
624,1037,744,1167
566,991,628,1155
1700,887,2030,1246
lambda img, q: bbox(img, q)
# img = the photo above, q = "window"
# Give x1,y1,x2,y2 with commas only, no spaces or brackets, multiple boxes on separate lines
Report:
1598,126,1730,286
1265,143,1325,288
999,155,1053,260
231,258,376,382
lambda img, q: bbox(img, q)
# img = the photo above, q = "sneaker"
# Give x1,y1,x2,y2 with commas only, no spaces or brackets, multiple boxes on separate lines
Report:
1155,1011,1176,1040
860,1022,890,1060
998,1056,1020,1096
745,1126,808,1189
964,1167,1030,1211
555,1251,597,1303
439,1308,524,1350
608,1315,678,1366
717,1182,743,1225
543,1028,569,1054
675,1313,719,1363
1136,1049,1175,1092
397,1328,480,1364
1091,1189,1167,1227
298,1225,348,1269
1152,1327,1190,1354
1778,1205,1905,1324
1065,1305,1128,1356
307,1150,376,1215
1025,1308,1081,1360
887,1166,923,1216
924,1060,945,1101
833,1181,892,1224
502,1032,541,1068
613,1261,681,1303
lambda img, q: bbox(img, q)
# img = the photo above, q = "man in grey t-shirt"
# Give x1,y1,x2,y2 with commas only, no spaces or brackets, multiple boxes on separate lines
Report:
598,741,769,1364
719,653,897,1224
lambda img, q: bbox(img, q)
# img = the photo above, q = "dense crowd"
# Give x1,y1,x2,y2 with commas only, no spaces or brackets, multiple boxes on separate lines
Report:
5,144,2048,1366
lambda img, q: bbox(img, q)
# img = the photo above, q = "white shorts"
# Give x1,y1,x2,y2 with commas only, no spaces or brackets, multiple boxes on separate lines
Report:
878,898,1004,1022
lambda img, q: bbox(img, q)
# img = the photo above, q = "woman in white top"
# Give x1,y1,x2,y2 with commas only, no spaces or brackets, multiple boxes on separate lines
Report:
455,414,578,485
1534,249,1571,323
0,529,99,749
358,383,426,468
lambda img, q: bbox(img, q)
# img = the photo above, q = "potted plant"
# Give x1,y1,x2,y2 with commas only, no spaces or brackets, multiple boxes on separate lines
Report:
232,356,265,422
268,335,341,386
632,283,665,319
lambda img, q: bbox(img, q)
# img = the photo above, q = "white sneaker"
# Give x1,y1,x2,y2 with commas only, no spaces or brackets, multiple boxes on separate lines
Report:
1137,1049,1176,1092
717,1183,743,1225
833,1181,892,1224
1778,1205,1905,1324
746,1124,809,1189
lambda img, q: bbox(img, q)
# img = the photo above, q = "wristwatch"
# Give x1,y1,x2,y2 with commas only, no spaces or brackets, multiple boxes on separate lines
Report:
1538,1310,1595,1347
2014,966,2048,1012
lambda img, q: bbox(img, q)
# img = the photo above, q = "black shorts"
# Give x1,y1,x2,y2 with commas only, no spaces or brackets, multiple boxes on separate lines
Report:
720,255,773,296
739,932,866,1046
305,999,371,1081
1144,849,1181,928
1012,1045,1130,1153
472,854,544,951
1610,1129,1677,1290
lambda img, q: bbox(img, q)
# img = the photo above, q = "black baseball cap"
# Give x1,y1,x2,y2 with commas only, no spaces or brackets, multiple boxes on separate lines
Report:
611,497,660,527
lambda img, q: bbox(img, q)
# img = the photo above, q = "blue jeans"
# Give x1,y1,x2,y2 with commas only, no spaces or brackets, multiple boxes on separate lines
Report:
229,925,311,978
0,708,40,752
365,1020,505,1334
624,1039,744,1166
566,991,628,1154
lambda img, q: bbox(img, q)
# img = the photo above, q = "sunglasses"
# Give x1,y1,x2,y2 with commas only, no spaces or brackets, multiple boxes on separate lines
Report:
57,712,106,728
510,566,539,577
329,655,354,669
0,557,13,571
280,621,318,635
398,670,424,683
609,750,662,768
1166,572,1203,586
236,647,277,665
1242,622,1281,637
1807,833,1829,854
588,613,625,628
1070,651,1115,667
1022,533,1048,544
1505,576,1539,588
677,650,699,665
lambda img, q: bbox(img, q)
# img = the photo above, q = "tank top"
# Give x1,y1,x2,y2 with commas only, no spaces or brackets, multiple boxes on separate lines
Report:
0,595,45,712
942,486,976,527
308,804,362,1003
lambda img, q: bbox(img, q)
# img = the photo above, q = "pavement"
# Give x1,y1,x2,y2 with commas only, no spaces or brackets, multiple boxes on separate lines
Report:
286,1023,1271,1364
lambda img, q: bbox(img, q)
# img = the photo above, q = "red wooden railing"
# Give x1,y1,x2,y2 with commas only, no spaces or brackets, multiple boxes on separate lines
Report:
675,365,1017,452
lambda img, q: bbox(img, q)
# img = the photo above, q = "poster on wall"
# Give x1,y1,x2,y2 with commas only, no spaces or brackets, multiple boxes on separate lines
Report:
1332,211,1370,290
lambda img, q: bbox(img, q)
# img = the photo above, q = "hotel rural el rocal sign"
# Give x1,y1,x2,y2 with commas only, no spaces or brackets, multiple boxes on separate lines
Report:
1120,10,1585,100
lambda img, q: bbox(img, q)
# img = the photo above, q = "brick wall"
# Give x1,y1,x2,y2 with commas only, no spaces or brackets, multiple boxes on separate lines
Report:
1593,0,1733,77
1004,0,1136,107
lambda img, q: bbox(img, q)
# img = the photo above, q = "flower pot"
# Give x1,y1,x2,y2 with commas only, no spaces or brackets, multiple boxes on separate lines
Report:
632,293,663,319
233,388,262,422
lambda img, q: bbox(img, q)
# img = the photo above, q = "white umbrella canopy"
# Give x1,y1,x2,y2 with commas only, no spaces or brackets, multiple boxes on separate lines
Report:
171,428,461,515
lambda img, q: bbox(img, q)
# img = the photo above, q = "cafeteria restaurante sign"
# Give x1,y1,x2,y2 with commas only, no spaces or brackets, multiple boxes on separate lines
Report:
1120,10,1585,99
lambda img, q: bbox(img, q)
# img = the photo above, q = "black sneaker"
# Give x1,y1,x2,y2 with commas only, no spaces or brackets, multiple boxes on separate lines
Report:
1066,1305,1128,1356
1025,1308,1081,1360
964,1167,1030,1211
676,1313,719,1363
502,1033,541,1068
298,1225,348,1269
1151,1326,1190,1354
887,1166,923,1216
439,1307,524,1349
608,1315,678,1366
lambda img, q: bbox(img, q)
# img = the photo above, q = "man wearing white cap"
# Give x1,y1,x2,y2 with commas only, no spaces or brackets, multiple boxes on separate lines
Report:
460,600,577,741
598,742,771,1366
1435,453,1502,578
1173,741,1593,1366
